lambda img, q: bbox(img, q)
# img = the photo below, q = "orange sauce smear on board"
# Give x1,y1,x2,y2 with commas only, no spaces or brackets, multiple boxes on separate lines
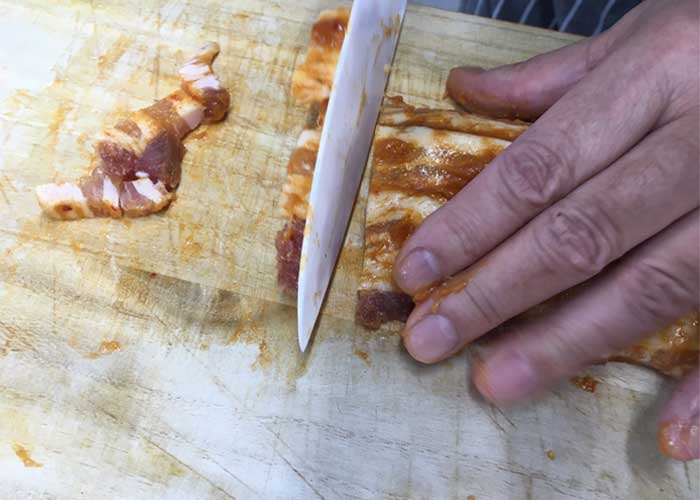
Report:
354,349,370,366
12,444,43,468
85,341,121,359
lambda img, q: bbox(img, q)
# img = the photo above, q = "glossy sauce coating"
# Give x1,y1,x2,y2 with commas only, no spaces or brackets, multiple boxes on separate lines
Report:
311,13,348,49
570,375,599,393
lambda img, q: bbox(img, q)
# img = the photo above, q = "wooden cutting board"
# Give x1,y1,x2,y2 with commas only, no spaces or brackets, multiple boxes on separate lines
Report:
0,1,697,498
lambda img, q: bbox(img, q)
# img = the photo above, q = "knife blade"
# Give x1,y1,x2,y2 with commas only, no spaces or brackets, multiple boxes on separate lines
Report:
297,0,407,352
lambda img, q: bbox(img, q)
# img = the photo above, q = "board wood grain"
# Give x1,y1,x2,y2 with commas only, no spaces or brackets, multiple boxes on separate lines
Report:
0,1,697,499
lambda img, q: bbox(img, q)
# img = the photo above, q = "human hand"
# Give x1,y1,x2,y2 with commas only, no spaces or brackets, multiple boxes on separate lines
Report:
393,0,699,460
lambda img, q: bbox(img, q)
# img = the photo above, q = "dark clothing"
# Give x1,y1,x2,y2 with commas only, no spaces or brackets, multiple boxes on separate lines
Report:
460,0,642,36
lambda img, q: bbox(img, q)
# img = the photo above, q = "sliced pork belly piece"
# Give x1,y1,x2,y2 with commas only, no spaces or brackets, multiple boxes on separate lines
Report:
291,8,349,104
275,128,321,294
36,42,230,220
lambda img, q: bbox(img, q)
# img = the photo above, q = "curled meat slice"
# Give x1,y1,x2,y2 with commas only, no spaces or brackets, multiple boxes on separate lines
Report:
179,42,230,123
36,42,230,220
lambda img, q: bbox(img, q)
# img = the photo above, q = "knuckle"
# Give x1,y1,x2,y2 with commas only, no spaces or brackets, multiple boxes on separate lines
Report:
532,203,621,276
617,258,699,322
496,136,575,214
439,209,484,262
533,326,600,374
583,34,614,72
454,281,505,329
507,62,535,103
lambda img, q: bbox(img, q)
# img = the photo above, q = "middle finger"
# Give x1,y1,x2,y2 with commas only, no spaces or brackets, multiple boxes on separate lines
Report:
402,115,699,364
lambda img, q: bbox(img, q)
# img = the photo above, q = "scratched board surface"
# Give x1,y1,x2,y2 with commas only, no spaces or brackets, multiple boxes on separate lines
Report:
0,1,697,499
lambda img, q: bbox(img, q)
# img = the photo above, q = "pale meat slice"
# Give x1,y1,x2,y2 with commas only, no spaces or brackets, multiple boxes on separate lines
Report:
36,42,230,220
291,8,349,104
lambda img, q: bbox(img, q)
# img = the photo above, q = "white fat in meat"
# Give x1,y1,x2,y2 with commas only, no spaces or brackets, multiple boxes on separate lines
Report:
296,129,321,149
193,74,221,90
169,93,205,131
179,62,211,81
36,183,94,220
132,178,165,203
102,176,120,213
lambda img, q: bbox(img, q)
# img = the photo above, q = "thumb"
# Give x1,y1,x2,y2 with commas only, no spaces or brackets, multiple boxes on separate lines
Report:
445,0,649,120
658,366,700,461
447,32,614,120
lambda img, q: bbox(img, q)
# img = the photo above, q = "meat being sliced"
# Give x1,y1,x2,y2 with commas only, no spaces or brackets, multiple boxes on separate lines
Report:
291,8,349,104
279,128,321,220
275,127,320,294
356,97,699,378
36,42,230,220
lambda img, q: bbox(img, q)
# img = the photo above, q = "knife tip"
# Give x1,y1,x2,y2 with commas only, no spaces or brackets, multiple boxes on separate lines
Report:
298,337,309,353
297,308,312,353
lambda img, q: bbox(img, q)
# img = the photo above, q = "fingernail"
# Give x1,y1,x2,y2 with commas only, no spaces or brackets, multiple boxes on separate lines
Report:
473,351,538,405
395,248,442,295
658,418,700,461
403,314,460,364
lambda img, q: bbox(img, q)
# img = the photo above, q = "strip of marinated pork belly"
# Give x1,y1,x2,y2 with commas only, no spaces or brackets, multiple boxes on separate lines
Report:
380,96,529,142
279,129,321,220
36,42,230,220
291,8,349,104
357,98,699,378
275,128,321,294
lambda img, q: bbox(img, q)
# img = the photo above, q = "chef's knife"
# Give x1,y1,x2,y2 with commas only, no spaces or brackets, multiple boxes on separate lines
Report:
297,0,407,352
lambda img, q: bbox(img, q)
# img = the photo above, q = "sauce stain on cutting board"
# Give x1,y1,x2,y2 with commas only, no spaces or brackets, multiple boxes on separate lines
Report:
354,349,370,366
85,341,122,359
179,222,204,260
228,300,310,386
12,444,43,468
96,35,132,76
